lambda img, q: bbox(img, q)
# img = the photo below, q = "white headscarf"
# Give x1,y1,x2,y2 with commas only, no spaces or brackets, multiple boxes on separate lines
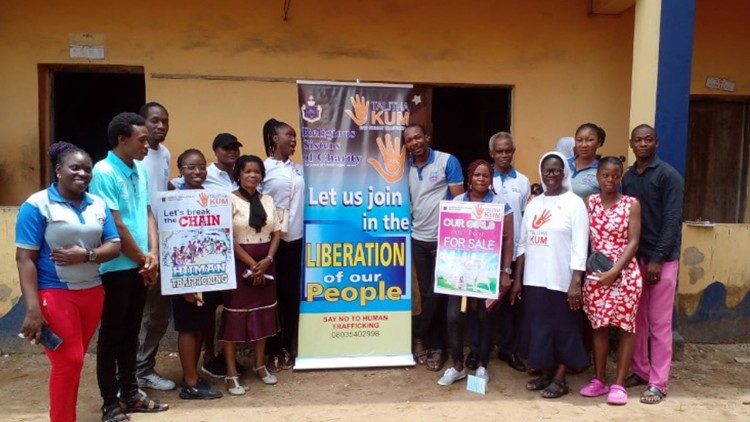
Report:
555,136,575,159
538,151,572,193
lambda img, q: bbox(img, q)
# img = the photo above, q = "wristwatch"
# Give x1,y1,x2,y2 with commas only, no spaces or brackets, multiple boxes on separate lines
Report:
502,267,513,275
86,249,98,263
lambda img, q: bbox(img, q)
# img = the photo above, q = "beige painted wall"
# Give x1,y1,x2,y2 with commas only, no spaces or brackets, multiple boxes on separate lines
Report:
679,224,750,315
678,0,750,319
0,209,20,316
691,0,750,96
0,0,635,205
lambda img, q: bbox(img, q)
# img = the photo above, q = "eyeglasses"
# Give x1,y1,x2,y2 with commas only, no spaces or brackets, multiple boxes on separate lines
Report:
541,168,563,176
180,165,207,171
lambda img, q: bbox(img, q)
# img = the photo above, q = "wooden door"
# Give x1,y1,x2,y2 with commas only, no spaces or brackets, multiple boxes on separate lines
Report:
685,100,749,223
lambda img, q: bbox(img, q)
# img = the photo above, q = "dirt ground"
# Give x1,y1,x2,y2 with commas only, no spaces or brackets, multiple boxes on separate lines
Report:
0,343,748,422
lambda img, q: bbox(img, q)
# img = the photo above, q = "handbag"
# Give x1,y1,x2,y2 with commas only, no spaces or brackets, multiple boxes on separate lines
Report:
586,251,614,273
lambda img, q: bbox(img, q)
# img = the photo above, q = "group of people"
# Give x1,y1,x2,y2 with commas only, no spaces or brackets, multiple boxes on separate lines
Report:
14,100,683,422
406,122,683,407
16,103,305,421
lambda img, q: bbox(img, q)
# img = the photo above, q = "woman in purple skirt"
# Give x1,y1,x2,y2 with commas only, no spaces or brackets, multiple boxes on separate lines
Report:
220,155,281,395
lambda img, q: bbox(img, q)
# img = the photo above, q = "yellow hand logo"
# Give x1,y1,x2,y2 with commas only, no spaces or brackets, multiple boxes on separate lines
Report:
344,94,369,126
368,134,406,184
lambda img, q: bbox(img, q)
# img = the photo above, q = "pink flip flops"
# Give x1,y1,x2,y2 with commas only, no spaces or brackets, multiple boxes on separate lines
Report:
607,384,628,405
579,378,610,397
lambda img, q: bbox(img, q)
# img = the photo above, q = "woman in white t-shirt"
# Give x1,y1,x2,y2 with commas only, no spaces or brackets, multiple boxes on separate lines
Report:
260,118,305,372
513,151,589,399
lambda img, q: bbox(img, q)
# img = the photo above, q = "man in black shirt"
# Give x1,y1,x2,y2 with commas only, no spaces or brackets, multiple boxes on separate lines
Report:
622,124,684,405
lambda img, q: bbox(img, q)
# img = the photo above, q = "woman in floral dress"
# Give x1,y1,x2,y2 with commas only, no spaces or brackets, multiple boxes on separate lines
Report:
580,156,643,405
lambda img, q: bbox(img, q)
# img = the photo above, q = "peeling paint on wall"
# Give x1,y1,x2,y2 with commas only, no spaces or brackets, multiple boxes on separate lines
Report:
678,224,750,342
0,208,21,319
678,281,750,343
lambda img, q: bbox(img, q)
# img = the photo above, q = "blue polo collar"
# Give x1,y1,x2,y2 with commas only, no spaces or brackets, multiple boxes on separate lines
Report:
462,190,495,203
106,150,140,179
408,148,435,167
47,183,93,208
568,156,599,177
493,165,518,181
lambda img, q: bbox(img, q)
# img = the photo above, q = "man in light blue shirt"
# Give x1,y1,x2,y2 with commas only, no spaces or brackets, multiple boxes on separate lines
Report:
89,112,168,419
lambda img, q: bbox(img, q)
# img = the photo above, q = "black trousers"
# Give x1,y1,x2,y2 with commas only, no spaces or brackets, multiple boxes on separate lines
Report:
470,263,521,356
411,238,446,349
447,296,491,367
96,268,148,406
495,292,522,354
267,238,303,355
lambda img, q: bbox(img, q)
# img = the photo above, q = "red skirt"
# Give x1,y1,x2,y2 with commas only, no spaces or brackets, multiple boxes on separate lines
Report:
219,242,279,342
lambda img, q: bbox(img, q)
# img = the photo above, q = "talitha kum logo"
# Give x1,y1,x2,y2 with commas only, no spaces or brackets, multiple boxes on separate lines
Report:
196,192,229,208
344,94,410,129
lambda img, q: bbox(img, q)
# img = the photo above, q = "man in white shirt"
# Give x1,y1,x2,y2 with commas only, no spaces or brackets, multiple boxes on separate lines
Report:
489,132,529,372
205,133,241,190
168,133,241,192
135,102,176,391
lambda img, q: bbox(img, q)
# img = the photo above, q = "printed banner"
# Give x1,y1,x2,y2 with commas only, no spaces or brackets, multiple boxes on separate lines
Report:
434,200,504,300
296,81,424,369
155,190,236,295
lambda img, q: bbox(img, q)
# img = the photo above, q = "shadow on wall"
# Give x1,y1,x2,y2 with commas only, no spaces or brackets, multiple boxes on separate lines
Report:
678,281,750,343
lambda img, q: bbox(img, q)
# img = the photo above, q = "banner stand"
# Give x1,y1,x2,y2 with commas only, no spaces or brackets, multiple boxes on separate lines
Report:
296,81,425,369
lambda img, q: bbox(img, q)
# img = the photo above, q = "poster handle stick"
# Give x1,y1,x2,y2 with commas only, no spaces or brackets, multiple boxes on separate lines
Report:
460,295,467,313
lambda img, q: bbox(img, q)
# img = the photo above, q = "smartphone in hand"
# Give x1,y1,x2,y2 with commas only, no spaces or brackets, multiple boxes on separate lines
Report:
40,325,63,351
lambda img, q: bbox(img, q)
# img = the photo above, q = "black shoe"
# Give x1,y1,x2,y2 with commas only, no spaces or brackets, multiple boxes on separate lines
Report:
464,353,479,371
201,357,227,378
101,403,128,422
215,352,246,374
499,350,526,372
179,378,223,400
202,355,245,378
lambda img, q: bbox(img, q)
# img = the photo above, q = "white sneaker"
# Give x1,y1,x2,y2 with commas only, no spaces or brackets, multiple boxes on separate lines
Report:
137,372,176,391
437,367,467,386
475,366,490,381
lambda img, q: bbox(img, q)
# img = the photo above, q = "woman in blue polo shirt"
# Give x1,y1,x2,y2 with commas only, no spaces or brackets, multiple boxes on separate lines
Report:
570,123,606,197
16,142,121,422
437,160,514,387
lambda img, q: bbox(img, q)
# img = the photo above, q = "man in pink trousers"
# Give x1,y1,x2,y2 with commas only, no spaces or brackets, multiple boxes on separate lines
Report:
622,124,684,405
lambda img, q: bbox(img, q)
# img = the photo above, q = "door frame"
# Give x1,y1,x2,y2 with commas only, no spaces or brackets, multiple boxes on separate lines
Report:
687,94,750,222
37,64,144,188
